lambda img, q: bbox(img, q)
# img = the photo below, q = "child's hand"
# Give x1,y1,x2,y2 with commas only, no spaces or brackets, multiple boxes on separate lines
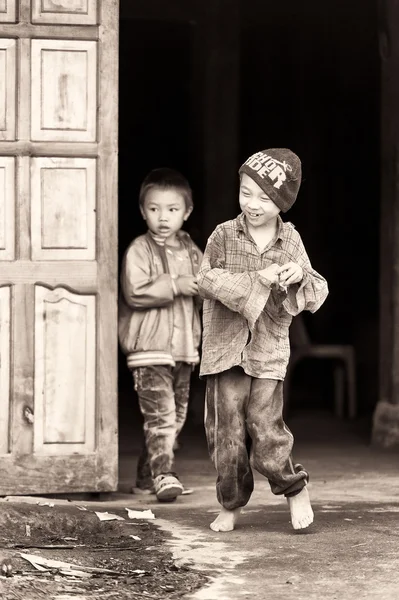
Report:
258,263,280,284
177,275,199,296
276,262,303,286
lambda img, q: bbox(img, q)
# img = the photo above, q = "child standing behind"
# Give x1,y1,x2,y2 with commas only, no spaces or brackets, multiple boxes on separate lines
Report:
119,168,203,502
197,148,328,531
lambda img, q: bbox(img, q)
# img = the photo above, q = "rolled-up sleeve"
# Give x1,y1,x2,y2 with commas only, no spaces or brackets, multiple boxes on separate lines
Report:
282,232,329,316
198,227,272,329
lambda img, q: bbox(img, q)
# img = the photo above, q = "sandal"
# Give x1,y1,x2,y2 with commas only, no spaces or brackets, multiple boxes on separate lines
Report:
154,474,184,502
132,482,194,496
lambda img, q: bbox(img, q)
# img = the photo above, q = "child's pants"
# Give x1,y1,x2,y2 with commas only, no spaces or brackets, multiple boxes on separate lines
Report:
133,363,192,486
205,367,309,510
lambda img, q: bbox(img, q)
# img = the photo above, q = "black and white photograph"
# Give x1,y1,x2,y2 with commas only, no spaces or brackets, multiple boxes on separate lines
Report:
0,1,397,599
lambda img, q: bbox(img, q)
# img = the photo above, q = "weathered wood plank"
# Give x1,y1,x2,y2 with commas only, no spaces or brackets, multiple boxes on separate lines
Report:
11,284,35,457
0,455,113,494
16,156,30,260
0,261,97,287
0,24,98,39
0,286,11,455
96,0,119,492
0,142,98,156
17,38,30,143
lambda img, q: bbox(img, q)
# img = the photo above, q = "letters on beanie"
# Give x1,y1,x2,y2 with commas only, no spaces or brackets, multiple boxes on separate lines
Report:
239,148,302,213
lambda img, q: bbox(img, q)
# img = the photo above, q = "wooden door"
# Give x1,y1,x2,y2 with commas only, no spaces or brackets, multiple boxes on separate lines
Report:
0,0,119,493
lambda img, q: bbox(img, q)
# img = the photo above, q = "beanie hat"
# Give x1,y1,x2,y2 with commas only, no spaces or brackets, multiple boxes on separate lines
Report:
238,148,302,213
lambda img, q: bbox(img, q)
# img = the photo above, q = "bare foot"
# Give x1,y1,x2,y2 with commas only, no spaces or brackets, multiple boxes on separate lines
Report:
288,486,314,530
210,507,242,532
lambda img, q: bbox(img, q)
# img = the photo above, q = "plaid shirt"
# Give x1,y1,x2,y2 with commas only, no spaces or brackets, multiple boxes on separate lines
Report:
198,213,328,379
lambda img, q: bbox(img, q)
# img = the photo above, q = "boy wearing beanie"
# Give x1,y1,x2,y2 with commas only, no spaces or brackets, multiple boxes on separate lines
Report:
197,148,328,532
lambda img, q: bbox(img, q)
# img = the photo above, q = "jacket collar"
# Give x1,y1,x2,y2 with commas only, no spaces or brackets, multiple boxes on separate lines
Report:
147,229,190,247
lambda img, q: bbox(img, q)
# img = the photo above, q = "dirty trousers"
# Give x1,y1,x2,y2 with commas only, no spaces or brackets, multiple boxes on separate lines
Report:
205,367,309,510
133,363,192,485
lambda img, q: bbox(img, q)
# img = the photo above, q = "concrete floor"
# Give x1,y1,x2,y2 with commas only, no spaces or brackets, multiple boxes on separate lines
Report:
4,410,397,599
117,411,399,599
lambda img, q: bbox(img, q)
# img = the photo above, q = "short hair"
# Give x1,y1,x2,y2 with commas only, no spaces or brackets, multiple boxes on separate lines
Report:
139,168,193,210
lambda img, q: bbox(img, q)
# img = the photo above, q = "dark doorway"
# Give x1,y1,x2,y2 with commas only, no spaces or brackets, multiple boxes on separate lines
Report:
118,18,198,260
117,2,380,462
117,17,205,456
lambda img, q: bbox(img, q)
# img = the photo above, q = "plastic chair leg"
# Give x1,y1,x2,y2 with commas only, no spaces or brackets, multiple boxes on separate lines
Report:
334,363,345,418
347,352,357,419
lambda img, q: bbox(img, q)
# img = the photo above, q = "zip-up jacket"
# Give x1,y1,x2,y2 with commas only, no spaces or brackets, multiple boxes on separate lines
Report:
118,231,203,369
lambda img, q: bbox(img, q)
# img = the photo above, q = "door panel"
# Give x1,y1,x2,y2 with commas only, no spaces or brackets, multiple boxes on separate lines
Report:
31,157,96,260
0,285,11,455
0,0,17,23
32,0,98,26
0,0,119,494
0,157,15,259
31,39,97,142
34,286,96,455
0,39,16,140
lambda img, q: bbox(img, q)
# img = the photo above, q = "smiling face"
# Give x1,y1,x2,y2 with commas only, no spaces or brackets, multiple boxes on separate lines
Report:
140,187,192,243
239,173,280,228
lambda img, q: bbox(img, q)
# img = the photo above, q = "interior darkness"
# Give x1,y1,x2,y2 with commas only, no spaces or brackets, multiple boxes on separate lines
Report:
118,19,198,261
118,2,380,445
